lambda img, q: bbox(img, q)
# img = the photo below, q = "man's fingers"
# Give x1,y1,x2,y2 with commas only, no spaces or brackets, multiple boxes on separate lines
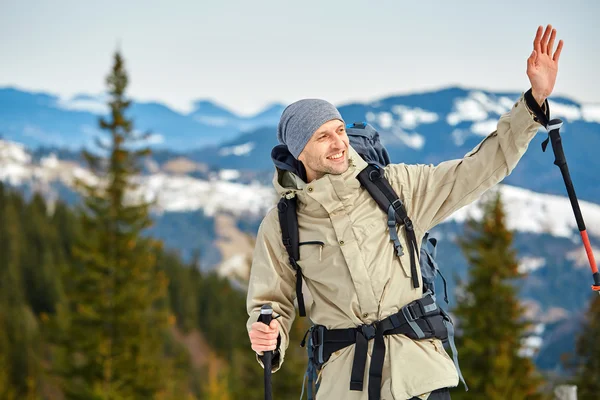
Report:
269,319,280,330
251,321,277,333
540,24,552,54
533,25,543,54
252,338,279,347
249,329,279,341
547,29,556,56
252,343,278,354
553,40,564,63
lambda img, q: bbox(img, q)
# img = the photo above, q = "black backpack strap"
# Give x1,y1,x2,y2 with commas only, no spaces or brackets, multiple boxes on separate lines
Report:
277,195,307,317
357,165,420,289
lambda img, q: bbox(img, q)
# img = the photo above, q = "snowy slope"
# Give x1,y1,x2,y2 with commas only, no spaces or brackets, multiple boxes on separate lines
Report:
2,138,599,241
0,139,275,218
448,184,600,240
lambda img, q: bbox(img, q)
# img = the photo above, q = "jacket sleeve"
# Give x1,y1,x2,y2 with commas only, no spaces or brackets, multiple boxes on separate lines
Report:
384,92,544,233
246,208,297,373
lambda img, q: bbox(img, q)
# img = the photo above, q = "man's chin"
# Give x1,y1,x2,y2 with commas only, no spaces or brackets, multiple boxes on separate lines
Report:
327,161,350,176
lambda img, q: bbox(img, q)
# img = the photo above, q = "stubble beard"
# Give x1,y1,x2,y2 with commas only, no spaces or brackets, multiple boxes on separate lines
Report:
310,156,350,180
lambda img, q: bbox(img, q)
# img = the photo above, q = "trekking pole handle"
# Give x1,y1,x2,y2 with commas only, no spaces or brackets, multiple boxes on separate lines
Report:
260,304,273,400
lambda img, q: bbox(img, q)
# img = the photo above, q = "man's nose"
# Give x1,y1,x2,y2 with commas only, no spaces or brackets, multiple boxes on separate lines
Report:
332,133,346,148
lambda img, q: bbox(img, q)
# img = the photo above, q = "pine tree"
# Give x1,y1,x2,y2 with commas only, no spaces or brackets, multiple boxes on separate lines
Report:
0,185,42,399
22,192,64,315
571,294,600,399
450,191,543,400
52,51,171,399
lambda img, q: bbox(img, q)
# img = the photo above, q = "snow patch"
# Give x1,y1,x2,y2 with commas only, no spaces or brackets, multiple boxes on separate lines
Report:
518,257,546,273
390,105,439,129
219,169,240,181
567,245,600,269
548,101,582,121
470,120,498,136
219,142,255,157
445,185,600,240
370,111,394,129
145,133,165,145
447,91,512,126
56,95,109,114
393,131,425,150
582,104,600,123
139,174,275,217
0,140,31,164
519,323,546,358
218,254,248,279
451,129,470,146
447,98,488,126
40,154,60,169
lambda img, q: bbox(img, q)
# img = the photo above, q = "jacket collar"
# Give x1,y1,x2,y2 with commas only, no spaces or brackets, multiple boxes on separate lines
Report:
272,145,368,213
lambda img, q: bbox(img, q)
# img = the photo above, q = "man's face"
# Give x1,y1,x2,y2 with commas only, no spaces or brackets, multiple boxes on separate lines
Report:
298,119,350,182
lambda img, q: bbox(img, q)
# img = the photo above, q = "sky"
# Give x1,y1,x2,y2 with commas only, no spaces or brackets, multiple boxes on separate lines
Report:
1,0,599,115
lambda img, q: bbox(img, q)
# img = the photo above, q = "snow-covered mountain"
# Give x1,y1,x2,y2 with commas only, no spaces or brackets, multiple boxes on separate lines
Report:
0,87,285,150
187,87,600,203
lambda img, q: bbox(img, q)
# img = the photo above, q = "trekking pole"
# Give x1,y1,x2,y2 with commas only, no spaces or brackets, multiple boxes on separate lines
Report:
260,304,274,400
524,89,599,294
542,118,600,293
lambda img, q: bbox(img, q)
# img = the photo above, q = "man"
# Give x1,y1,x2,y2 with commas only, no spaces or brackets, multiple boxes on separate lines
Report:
247,25,563,399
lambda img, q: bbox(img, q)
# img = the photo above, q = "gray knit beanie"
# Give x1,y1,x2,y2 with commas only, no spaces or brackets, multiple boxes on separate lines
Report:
277,99,345,159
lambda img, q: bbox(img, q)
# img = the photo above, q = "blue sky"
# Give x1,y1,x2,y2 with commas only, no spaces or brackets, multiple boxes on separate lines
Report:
1,0,598,115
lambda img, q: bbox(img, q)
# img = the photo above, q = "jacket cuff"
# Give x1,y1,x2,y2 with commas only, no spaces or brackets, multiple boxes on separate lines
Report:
523,88,550,125
256,333,286,372
509,92,546,148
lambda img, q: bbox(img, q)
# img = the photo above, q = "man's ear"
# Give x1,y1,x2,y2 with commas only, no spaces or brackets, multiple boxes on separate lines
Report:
297,149,306,163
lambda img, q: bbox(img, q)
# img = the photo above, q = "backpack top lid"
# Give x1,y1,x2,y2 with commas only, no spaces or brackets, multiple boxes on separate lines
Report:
346,122,391,168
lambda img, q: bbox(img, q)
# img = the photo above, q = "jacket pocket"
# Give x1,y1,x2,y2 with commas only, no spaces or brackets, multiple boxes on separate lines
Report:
299,241,325,261
295,240,328,279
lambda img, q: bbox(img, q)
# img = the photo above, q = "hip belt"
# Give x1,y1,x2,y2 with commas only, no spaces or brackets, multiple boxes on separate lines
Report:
300,293,467,400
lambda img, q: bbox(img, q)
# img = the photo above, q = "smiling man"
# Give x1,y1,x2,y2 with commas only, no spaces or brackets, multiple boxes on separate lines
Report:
246,25,563,400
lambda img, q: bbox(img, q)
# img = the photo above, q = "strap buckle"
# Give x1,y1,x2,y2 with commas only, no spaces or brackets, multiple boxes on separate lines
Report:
401,303,418,322
402,216,414,231
361,324,377,340
390,198,403,211
309,325,326,366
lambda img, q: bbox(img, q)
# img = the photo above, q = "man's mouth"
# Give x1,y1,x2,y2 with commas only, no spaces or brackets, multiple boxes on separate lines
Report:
327,150,345,161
